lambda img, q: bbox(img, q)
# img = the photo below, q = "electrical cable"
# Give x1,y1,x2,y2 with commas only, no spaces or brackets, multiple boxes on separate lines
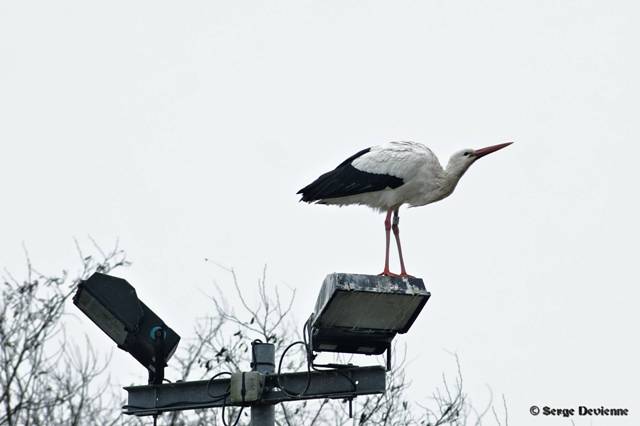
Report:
275,315,360,398
207,371,233,399
276,340,311,397
123,401,220,410
311,362,358,393
274,317,316,397
303,316,313,357
305,315,358,394
205,370,240,426
221,396,244,426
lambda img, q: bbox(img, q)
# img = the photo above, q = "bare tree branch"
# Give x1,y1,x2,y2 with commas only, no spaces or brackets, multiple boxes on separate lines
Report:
0,239,128,426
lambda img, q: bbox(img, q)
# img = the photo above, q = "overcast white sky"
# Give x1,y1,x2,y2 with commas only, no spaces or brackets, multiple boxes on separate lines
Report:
2,1,639,424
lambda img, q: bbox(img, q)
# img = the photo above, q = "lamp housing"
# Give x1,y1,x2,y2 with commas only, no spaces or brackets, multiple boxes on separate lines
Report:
311,273,430,355
73,273,180,378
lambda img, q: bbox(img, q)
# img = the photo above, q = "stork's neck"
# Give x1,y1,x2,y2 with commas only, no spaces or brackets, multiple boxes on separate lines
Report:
440,159,472,196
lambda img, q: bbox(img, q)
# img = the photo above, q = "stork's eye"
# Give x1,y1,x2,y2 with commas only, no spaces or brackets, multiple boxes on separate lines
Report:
463,151,471,156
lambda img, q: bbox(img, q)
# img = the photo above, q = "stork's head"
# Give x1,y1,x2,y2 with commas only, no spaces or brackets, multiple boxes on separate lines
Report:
446,142,513,177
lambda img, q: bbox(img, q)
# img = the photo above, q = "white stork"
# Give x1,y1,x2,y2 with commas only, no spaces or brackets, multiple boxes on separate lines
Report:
297,141,513,277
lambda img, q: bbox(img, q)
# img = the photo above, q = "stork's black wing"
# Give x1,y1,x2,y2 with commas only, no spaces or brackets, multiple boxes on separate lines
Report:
297,148,404,202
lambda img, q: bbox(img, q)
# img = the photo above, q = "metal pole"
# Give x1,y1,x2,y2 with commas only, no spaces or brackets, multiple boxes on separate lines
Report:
251,342,275,426
149,327,165,385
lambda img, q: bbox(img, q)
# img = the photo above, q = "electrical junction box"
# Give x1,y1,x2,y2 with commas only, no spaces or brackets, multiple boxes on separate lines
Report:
229,371,265,403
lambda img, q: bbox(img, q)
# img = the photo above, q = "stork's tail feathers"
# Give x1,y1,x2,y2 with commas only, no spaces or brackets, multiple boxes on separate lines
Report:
296,176,331,203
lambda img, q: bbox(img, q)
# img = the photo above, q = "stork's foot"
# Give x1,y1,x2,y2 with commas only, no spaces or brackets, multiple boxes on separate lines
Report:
378,269,402,278
378,270,414,278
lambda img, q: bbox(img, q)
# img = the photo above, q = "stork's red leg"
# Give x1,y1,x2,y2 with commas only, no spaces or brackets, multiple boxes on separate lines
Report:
379,209,399,277
392,209,412,277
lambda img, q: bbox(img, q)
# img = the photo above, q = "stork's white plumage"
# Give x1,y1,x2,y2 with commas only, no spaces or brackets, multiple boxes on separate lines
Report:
297,141,513,277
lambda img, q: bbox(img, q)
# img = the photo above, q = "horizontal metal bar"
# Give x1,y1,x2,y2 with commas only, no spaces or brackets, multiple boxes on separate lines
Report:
123,366,386,416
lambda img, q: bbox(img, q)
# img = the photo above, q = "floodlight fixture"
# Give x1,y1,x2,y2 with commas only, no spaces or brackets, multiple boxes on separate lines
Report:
73,272,180,384
310,273,430,363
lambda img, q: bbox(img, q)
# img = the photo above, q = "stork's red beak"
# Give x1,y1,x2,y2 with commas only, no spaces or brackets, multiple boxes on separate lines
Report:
474,142,513,159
